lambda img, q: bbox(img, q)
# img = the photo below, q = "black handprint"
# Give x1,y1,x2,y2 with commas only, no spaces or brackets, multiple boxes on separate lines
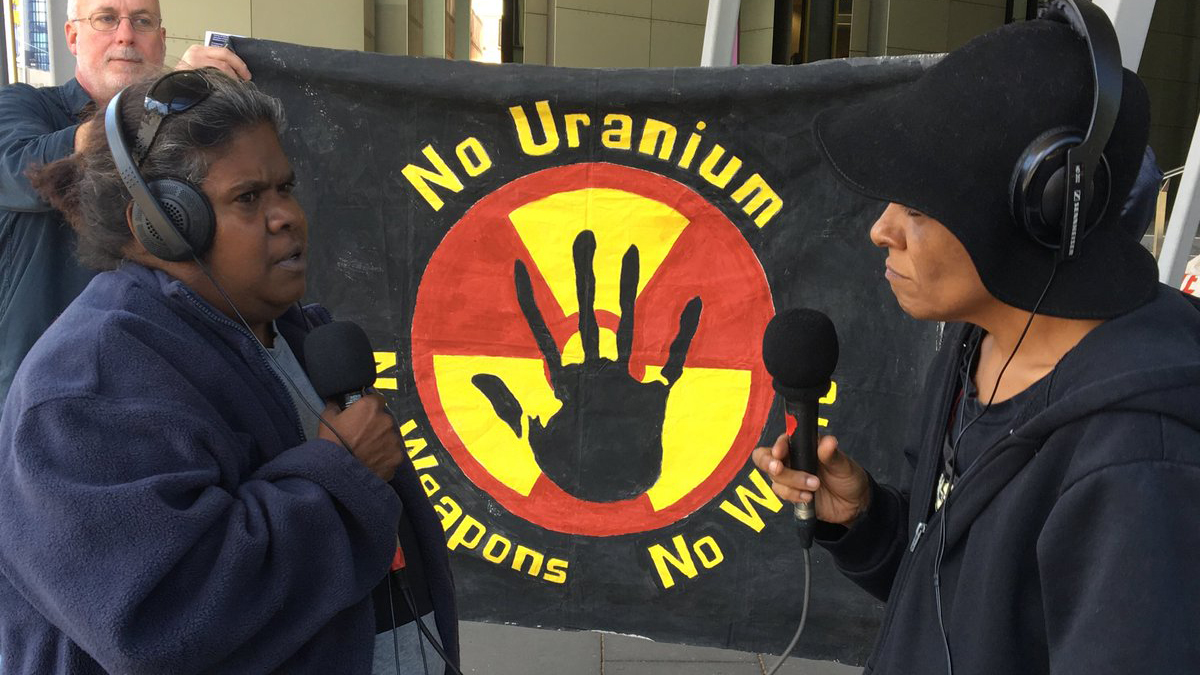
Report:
472,230,702,503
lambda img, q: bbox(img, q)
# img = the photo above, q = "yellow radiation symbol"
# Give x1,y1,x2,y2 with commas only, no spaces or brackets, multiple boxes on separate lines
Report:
431,187,751,511
412,162,775,535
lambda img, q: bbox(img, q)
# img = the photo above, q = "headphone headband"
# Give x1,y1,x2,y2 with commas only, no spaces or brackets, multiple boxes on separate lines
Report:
103,75,216,263
104,91,198,260
1042,0,1122,259
1012,0,1123,261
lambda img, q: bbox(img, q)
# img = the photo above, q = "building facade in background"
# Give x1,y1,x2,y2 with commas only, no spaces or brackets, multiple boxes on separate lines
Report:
2,0,1197,175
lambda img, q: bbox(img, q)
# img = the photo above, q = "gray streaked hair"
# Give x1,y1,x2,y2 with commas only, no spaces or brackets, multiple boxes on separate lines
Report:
31,68,287,270
67,0,77,20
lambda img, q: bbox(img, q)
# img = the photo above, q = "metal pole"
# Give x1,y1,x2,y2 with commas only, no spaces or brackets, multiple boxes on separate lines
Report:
1,4,9,85
1092,0,1155,70
701,0,741,67
1158,117,1200,287
1084,1,1198,283
772,0,791,64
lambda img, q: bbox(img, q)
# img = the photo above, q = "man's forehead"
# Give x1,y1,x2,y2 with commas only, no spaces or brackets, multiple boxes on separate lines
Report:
78,0,161,15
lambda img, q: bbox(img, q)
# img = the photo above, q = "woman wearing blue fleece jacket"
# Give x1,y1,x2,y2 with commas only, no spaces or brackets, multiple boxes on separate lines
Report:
0,69,457,674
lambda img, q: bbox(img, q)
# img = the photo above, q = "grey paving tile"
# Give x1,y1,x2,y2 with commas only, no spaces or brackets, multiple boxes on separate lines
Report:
761,655,863,674
459,621,601,674
605,662,764,675
603,634,759,663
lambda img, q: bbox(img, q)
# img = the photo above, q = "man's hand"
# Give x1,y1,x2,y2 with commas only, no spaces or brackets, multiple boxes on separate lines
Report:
317,395,405,482
751,433,871,527
176,45,251,81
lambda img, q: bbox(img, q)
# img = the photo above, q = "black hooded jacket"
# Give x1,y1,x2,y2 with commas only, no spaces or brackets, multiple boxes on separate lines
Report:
818,286,1200,674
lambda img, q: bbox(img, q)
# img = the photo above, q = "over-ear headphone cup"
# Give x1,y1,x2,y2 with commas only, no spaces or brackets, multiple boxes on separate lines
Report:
133,179,216,262
1037,160,1110,237
1011,128,1111,251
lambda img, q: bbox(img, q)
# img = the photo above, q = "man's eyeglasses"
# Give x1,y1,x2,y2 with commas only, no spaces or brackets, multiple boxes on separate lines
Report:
133,70,214,165
73,12,162,33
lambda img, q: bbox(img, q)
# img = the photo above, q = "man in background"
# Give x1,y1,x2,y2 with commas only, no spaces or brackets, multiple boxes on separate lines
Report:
0,0,250,405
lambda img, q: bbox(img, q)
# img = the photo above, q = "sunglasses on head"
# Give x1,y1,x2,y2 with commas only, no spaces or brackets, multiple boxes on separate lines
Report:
132,70,215,165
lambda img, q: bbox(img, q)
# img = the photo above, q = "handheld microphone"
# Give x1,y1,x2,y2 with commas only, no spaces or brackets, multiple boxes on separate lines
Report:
304,321,377,409
761,308,839,549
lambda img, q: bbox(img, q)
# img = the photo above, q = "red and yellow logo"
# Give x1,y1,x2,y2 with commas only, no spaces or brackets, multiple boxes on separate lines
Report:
412,163,774,535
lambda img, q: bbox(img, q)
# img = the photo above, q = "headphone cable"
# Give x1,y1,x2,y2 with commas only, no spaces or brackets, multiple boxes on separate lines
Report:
190,255,355,452
392,568,465,675
933,264,1058,675
764,547,812,675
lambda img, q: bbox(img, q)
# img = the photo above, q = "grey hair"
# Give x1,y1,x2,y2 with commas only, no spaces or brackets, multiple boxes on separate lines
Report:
31,69,287,270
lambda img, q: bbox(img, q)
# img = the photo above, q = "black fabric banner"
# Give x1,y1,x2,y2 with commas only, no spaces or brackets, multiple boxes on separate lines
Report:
235,38,942,665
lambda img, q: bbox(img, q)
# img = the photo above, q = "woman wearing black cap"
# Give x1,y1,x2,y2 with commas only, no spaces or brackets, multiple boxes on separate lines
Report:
754,9,1200,675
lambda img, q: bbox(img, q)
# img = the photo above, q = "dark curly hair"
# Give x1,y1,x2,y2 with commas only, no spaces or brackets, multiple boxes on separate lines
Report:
30,68,287,270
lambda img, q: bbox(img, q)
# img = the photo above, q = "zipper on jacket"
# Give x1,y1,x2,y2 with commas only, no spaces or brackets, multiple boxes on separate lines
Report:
182,291,308,443
908,521,927,552
864,328,976,671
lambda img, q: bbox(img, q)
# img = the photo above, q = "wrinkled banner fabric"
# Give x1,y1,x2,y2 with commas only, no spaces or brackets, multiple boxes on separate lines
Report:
236,38,942,665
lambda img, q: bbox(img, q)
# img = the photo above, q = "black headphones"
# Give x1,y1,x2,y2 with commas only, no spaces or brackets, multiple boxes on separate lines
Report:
1010,0,1123,262
104,70,217,262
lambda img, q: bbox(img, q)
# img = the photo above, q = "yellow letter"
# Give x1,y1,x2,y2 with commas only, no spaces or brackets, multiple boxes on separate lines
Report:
731,174,784,228
638,119,677,160
401,145,463,211
400,420,419,436
434,495,463,531
677,121,706,170
512,545,545,576
698,145,742,188
694,536,725,569
543,558,569,584
602,114,633,150
648,535,697,590
510,101,560,156
818,380,837,427
373,352,398,390
419,474,440,497
412,454,439,472
404,435,427,458
482,534,513,564
718,469,784,532
456,137,493,177
564,113,591,148
446,514,486,551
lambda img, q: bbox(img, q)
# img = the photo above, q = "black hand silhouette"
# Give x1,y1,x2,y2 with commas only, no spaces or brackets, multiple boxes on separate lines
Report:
472,230,702,502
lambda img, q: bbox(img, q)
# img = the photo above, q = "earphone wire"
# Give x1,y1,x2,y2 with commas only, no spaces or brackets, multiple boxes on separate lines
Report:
394,568,464,675
933,264,1058,675
190,255,354,452
399,575,431,674
385,572,405,675
193,258,436,675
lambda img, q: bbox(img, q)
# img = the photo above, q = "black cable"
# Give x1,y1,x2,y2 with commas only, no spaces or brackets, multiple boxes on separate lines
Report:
397,576,431,675
396,569,465,675
764,547,812,675
191,256,355,452
385,571,404,675
933,264,1059,675
190,259,437,675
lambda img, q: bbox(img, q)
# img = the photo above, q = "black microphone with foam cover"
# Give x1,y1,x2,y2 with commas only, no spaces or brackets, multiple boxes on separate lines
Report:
304,321,377,410
762,308,839,549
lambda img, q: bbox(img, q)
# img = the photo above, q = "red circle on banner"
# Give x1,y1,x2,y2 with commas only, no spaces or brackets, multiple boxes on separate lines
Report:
412,163,774,536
